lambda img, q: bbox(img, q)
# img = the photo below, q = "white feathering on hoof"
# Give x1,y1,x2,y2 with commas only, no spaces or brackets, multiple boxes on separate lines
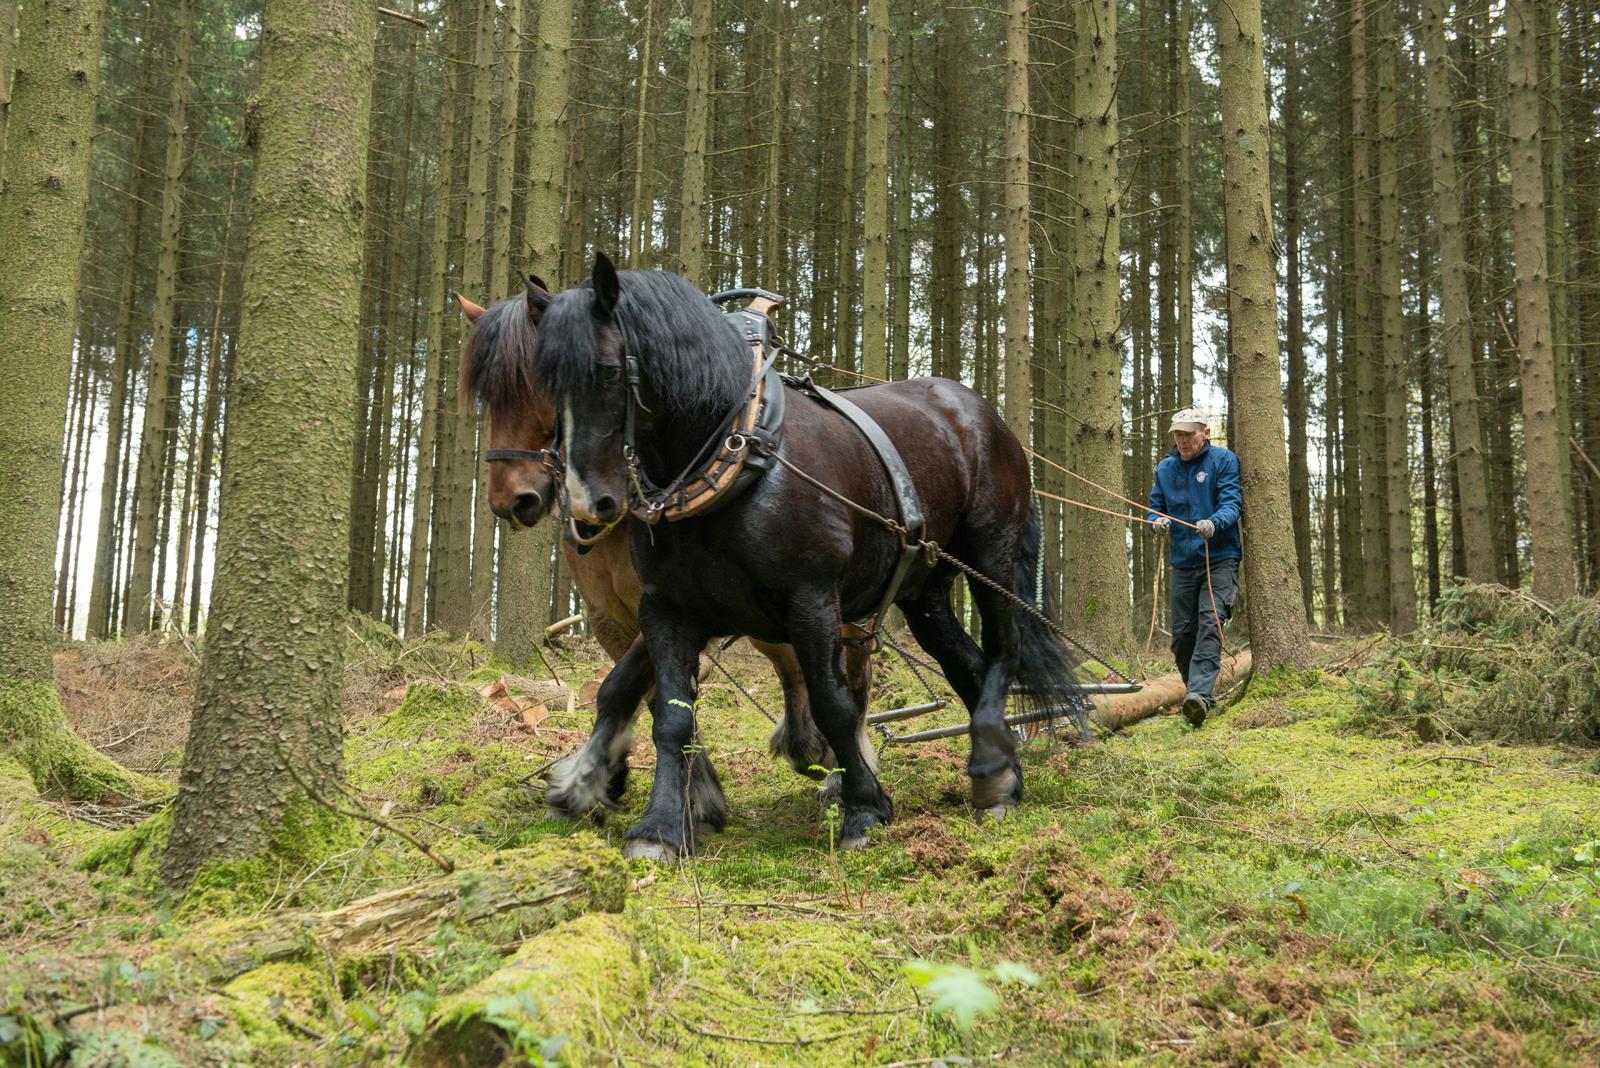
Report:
546,737,616,818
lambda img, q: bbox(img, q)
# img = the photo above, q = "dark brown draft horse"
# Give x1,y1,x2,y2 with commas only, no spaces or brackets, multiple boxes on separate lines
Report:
533,254,1078,861
455,284,869,820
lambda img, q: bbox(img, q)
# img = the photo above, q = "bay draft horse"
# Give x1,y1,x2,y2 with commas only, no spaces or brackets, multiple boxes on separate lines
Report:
533,254,1079,861
455,283,870,820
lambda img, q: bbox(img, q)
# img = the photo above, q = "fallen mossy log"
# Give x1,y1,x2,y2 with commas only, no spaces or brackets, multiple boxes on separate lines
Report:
1090,650,1253,730
187,837,627,984
416,912,646,1067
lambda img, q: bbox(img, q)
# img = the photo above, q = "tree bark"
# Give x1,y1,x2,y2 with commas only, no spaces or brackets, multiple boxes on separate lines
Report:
1506,0,1577,601
677,0,714,285
0,0,157,802
1002,0,1032,445
124,0,195,636
161,0,377,887
861,0,890,382
1375,0,1415,632
1281,7,1313,625
1070,0,1131,651
1420,0,1494,584
497,0,570,667
0,0,16,180
834,3,862,372
1216,0,1311,669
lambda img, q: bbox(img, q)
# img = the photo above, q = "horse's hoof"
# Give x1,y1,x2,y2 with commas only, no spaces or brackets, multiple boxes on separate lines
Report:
623,840,682,864
976,803,1015,825
839,832,873,851
970,767,1019,810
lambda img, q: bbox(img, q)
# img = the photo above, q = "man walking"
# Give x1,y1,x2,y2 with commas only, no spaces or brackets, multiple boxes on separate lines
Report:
1148,408,1242,726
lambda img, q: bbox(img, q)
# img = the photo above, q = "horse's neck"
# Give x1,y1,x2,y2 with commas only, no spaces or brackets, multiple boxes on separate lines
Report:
638,404,727,486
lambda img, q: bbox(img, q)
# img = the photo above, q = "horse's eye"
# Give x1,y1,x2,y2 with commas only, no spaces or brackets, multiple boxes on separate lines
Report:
601,366,622,385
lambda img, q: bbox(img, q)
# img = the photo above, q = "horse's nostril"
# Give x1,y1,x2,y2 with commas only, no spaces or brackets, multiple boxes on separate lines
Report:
511,491,543,525
593,495,618,522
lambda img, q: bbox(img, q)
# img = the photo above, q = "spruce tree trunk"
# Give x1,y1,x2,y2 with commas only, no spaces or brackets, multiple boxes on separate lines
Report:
677,0,713,285
0,0,155,801
0,0,15,180
1505,0,1576,600
161,0,377,887
1216,0,1310,669
461,0,497,638
1175,0,1194,403
861,0,890,382
1422,0,1495,583
189,182,235,635
496,0,569,666
764,0,788,292
1352,0,1388,628
889,0,911,379
54,340,96,632
1071,0,1131,650
1002,0,1031,444
628,0,661,269
124,0,195,635
1281,11,1314,625
838,7,863,373
1542,0,1573,556
1336,10,1362,618
1375,0,1415,632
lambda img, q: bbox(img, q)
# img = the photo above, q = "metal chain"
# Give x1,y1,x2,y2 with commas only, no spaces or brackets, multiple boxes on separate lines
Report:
878,627,946,704
706,648,779,725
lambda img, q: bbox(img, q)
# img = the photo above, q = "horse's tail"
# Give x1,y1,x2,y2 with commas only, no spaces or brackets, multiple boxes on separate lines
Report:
1012,500,1092,739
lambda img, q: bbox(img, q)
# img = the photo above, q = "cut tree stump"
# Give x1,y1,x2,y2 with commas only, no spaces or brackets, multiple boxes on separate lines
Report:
191,836,627,984
416,912,646,1067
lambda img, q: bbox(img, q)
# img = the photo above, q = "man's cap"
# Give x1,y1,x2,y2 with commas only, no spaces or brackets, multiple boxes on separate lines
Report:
1168,407,1210,433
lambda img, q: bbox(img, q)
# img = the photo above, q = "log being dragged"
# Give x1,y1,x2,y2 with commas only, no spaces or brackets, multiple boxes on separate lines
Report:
1091,650,1253,731
416,912,647,1067
192,836,627,984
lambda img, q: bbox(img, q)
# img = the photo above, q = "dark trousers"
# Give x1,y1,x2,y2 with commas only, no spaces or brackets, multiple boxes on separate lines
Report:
1170,558,1239,704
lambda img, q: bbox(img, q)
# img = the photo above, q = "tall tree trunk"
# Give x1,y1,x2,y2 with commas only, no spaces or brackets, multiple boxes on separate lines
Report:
763,0,788,292
835,4,862,371
0,0,16,181
628,0,662,269
1071,0,1130,650
1217,0,1310,669
1322,238,1342,625
1375,0,1415,632
1422,0,1495,583
189,175,236,636
124,0,195,636
1281,7,1313,625
677,0,713,285
1543,0,1573,554
1352,0,1387,627
1002,0,1031,443
930,11,961,383
497,0,570,666
54,331,97,632
0,0,154,801
162,0,377,888
1175,0,1193,403
1506,0,1576,600
889,0,911,380
861,0,890,382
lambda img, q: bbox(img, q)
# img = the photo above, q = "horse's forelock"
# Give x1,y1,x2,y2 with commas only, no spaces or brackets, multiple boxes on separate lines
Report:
531,286,602,402
460,294,540,413
614,272,749,420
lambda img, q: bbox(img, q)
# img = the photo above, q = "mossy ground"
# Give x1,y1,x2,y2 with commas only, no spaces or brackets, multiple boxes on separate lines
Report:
2,626,1597,1066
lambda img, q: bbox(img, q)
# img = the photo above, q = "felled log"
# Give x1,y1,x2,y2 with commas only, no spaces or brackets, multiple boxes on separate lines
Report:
191,837,627,984
1090,650,1253,731
416,912,647,1068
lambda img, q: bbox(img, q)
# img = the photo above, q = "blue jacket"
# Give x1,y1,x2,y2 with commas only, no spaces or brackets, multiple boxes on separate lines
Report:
1148,442,1242,570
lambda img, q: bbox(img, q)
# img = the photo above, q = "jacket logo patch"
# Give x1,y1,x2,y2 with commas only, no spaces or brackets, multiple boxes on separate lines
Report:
1196,471,1207,483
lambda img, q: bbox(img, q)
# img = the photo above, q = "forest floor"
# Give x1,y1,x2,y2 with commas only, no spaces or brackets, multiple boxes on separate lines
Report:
3,602,1599,1067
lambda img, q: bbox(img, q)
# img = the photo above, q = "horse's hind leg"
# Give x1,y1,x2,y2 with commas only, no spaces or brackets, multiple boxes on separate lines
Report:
623,597,727,861
900,566,1022,819
547,636,653,820
785,596,893,848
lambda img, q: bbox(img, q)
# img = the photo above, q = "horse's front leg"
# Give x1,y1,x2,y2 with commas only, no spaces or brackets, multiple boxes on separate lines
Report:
624,596,726,861
546,636,653,820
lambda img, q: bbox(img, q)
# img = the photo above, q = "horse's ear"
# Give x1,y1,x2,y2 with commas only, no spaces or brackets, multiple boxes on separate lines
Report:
453,291,486,324
524,274,551,322
591,252,619,321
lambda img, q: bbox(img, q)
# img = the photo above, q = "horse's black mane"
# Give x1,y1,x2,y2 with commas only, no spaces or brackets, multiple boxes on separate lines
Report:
460,294,540,413
535,269,750,425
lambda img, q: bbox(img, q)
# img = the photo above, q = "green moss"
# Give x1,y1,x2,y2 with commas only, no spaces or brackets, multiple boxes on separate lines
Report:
176,797,359,917
79,808,172,881
370,683,479,740
0,675,166,803
221,962,334,1059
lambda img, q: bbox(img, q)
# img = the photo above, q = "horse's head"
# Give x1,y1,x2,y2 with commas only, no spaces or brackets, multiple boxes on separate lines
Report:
533,252,636,528
458,276,559,529
535,252,753,529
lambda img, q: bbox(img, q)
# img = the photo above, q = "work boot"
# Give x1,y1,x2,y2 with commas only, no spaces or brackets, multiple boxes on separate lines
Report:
1181,692,1209,728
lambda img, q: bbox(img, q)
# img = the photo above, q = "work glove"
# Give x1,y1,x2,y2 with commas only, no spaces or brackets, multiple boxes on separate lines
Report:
1196,519,1215,540
1151,517,1171,536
